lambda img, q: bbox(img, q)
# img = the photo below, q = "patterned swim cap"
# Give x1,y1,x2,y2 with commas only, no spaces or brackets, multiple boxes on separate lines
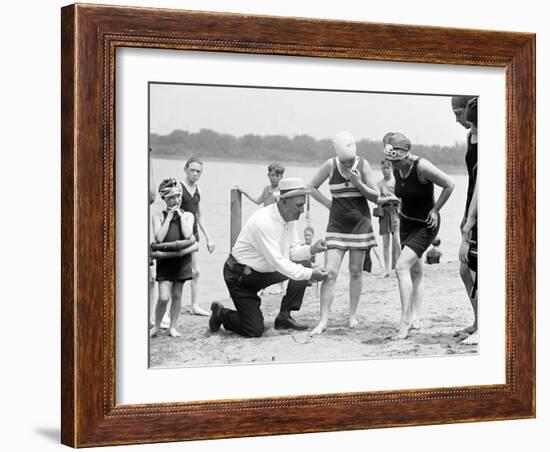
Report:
382,132,411,161
158,178,182,199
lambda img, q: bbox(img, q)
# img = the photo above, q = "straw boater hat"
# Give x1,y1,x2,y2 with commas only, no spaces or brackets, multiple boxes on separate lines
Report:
278,177,310,199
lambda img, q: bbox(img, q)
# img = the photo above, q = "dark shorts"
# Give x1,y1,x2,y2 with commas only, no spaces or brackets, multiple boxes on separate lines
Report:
467,225,478,273
400,216,440,258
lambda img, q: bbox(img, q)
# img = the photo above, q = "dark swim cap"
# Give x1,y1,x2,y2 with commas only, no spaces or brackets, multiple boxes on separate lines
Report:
451,95,476,109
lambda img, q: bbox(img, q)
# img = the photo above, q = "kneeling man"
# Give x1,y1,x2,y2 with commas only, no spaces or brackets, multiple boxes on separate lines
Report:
210,177,328,337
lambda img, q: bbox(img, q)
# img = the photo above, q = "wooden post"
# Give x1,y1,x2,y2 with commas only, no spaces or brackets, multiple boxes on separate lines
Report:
230,188,242,249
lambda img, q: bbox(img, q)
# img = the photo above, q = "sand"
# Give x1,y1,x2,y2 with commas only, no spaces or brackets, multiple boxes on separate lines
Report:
149,261,477,368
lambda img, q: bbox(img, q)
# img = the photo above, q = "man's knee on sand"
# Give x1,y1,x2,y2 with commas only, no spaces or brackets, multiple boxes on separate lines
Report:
242,321,265,338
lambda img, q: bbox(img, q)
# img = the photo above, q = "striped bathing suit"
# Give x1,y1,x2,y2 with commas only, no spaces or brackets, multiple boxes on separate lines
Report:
326,157,376,250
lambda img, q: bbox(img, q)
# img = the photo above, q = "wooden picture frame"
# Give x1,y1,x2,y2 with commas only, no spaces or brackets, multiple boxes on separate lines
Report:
61,3,535,447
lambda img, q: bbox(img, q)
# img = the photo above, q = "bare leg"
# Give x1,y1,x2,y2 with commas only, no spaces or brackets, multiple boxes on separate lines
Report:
150,281,171,337
148,263,157,329
348,249,367,328
168,281,184,337
310,248,345,336
410,259,424,329
456,262,477,335
189,252,208,316
391,231,401,270
382,233,391,276
394,246,420,339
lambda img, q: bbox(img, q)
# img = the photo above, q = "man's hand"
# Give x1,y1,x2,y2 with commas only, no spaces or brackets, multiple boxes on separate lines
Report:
310,239,328,254
310,267,328,281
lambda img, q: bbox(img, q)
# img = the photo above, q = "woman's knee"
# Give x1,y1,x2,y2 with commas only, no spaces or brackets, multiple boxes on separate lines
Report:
348,264,363,278
325,267,340,282
156,296,169,307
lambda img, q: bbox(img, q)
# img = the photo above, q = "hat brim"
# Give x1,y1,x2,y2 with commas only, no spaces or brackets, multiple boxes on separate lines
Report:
279,188,311,199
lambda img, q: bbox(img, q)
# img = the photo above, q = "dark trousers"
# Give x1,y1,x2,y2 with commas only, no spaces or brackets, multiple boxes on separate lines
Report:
220,255,310,337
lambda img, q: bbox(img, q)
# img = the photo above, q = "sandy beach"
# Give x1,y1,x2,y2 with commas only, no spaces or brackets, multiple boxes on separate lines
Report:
149,261,477,368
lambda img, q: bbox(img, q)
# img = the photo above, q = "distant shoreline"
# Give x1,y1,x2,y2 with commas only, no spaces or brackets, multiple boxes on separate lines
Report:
151,154,468,175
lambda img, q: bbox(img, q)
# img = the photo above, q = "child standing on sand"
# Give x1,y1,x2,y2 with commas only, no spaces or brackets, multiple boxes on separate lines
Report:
150,178,196,338
376,159,401,277
237,162,285,207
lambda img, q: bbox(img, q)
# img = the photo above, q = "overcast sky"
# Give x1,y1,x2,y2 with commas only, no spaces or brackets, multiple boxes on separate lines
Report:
150,83,467,147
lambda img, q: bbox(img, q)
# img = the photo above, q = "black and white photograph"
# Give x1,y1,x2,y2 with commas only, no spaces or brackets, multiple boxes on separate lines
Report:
147,82,479,368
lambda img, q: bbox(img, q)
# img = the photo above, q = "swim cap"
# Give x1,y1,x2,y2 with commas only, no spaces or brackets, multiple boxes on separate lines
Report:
159,178,182,199
382,132,411,161
451,95,476,109
332,131,357,160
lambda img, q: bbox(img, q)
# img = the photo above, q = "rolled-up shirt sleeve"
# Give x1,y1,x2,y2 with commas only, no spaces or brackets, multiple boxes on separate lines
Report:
248,221,313,281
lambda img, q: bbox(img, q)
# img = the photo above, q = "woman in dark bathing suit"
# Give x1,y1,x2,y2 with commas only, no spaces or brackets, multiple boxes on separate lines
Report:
383,132,455,339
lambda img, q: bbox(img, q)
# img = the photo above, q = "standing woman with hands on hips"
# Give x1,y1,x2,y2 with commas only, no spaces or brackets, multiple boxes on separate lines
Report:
383,132,455,339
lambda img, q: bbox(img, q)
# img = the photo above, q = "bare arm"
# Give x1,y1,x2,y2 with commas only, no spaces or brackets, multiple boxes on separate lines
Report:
150,236,196,251
346,159,381,203
307,160,332,209
238,186,266,205
196,202,216,253
150,242,199,260
179,211,194,239
152,211,173,243
418,159,455,229
463,177,478,234
459,178,478,264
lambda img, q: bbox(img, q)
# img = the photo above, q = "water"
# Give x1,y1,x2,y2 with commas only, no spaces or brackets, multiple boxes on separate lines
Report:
151,158,468,302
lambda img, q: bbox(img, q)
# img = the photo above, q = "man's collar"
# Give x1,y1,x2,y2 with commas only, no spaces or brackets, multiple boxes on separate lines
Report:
268,202,286,225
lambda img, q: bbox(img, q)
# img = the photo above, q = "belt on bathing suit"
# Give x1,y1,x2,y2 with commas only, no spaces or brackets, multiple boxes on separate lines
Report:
398,210,428,224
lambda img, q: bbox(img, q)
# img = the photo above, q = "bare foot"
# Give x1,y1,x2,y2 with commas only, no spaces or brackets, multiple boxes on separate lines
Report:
160,314,170,329
349,317,359,329
190,305,209,316
309,322,327,336
149,326,160,338
454,325,477,337
461,331,478,345
410,317,422,330
169,328,182,338
395,322,412,340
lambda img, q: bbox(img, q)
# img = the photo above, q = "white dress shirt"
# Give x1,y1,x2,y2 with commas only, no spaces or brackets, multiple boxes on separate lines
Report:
231,203,313,280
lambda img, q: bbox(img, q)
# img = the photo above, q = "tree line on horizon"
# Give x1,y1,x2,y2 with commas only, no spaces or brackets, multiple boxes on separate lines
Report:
150,129,467,168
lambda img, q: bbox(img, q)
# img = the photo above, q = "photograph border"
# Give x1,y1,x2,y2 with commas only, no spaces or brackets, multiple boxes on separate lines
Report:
61,4,535,447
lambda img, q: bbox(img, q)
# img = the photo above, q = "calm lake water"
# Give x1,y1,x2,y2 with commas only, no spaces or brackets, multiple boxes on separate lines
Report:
151,158,468,302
